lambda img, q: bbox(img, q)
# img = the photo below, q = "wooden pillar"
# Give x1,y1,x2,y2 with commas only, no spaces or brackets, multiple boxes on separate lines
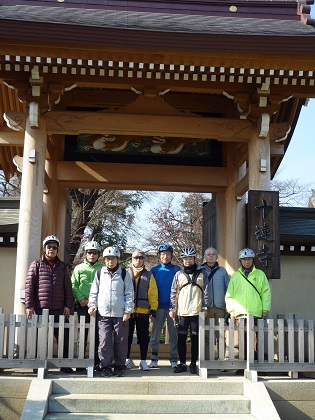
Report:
217,143,246,275
248,124,271,191
43,137,68,261
55,187,68,261
14,116,47,314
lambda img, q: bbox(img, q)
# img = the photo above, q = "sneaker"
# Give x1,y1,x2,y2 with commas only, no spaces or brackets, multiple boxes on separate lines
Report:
174,363,187,373
113,368,125,377
171,361,178,369
60,367,74,374
125,358,132,369
190,363,197,374
149,360,158,368
139,360,150,371
100,367,112,377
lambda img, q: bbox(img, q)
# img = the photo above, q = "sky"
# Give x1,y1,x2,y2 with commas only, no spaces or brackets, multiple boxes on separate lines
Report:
275,98,315,188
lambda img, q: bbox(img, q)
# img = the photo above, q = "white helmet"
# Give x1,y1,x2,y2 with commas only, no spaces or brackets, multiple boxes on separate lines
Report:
103,246,120,258
43,235,60,248
239,248,255,259
84,241,101,252
180,247,197,258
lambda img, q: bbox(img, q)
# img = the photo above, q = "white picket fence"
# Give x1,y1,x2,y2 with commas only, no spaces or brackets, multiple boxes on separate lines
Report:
199,312,315,381
0,308,95,378
2,308,315,381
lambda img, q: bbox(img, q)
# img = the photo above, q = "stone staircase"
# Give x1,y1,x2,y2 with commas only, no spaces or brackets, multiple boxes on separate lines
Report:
41,376,278,419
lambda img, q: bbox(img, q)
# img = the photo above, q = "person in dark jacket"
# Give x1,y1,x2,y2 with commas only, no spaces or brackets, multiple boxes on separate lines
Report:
25,235,74,373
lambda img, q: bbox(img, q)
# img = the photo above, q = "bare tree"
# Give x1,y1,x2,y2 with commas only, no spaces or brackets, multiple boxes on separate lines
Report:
69,188,152,265
271,176,311,207
308,189,315,208
0,171,21,197
143,192,210,264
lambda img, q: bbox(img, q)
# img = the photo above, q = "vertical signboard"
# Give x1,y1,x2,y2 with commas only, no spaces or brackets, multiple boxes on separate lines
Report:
247,190,280,279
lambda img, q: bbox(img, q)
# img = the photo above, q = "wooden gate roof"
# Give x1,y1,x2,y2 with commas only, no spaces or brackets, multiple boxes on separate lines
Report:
0,1,315,185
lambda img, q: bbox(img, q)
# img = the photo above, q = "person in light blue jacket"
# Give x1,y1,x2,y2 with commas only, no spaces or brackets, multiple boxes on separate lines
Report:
88,246,134,377
201,247,229,321
201,247,229,360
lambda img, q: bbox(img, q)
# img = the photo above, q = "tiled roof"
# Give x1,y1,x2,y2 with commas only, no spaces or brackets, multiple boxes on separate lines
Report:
0,199,19,231
0,5,314,36
279,207,315,242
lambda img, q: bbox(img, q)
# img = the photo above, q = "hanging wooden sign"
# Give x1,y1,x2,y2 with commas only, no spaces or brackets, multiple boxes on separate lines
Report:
247,190,280,279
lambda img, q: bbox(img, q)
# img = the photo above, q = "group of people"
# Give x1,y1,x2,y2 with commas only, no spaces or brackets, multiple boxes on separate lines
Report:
24,234,271,376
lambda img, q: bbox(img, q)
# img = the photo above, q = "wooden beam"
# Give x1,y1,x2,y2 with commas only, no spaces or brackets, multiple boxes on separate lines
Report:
5,111,254,142
56,161,228,192
0,131,24,145
235,172,249,199
235,143,248,167
1,41,315,71
271,141,284,157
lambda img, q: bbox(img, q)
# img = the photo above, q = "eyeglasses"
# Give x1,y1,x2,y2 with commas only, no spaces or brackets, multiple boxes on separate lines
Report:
46,245,58,250
133,256,144,259
86,251,98,255
206,254,217,257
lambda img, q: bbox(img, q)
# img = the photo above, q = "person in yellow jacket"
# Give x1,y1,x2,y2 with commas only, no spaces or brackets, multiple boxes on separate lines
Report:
125,249,158,371
225,248,271,321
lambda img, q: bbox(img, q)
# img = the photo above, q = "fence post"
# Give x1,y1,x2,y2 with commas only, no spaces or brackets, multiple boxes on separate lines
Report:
267,318,275,363
308,320,314,363
0,313,5,360
198,311,207,379
298,319,305,364
246,314,257,382
87,314,96,378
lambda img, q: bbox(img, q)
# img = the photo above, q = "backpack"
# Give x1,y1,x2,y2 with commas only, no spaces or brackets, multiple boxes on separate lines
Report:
95,267,126,282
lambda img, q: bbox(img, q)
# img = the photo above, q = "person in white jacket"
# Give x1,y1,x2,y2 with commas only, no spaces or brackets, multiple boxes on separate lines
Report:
169,247,208,374
88,246,134,377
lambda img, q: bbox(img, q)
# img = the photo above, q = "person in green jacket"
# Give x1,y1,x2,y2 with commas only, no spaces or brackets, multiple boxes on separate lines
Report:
225,248,271,321
71,240,103,371
225,247,271,360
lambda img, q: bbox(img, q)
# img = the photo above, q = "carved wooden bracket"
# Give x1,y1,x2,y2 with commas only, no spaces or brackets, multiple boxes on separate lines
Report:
258,113,270,138
269,122,291,143
13,155,23,173
4,67,76,112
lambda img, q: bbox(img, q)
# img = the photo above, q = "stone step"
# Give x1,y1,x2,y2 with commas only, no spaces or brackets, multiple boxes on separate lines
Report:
48,393,250,414
45,413,256,419
52,379,244,396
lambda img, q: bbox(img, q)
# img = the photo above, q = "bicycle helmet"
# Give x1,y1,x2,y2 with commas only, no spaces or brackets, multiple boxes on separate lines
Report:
158,243,173,253
103,246,120,258
84,241,101,252
239,248,255,259
43,235,60,248
180,247,197,258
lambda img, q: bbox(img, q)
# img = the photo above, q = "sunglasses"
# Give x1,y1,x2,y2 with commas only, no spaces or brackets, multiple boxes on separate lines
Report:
46,245,58,250
133,256,144,260
86,251,98,255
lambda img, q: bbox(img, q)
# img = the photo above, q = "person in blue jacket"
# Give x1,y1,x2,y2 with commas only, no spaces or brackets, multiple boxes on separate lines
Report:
149,244,180,368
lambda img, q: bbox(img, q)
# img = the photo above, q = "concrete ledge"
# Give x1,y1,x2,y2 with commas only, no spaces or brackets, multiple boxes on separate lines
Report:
0,377,32,420
243,382,280,420
21,379,52,420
